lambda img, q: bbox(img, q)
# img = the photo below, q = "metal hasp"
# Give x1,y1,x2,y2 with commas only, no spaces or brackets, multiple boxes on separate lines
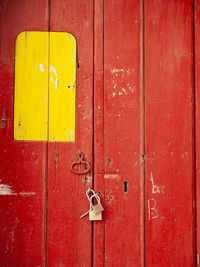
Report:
71,152,91,174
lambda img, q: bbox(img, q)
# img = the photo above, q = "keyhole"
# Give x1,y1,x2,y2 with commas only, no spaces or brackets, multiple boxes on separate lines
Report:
124,181,128,193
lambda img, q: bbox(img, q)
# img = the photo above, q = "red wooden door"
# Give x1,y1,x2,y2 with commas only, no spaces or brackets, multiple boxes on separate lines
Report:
0,0,198,266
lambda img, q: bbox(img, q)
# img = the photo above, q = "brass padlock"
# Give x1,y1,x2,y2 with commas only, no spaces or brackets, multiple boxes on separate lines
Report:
90,195,104,214
89,209,102,221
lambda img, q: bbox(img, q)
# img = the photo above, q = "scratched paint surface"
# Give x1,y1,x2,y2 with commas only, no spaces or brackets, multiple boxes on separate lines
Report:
0,0,48,265
0,0,198,266
14,31,76,142
46,0,93,266
145,0,195,265
49,32,76,142
103,0,144,265
14,31,49,141
195,0,200,263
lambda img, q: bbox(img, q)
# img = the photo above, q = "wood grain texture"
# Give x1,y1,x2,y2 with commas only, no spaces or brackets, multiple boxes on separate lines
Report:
195,0,200,264
93,0,105,266
49,32,76,142
14,31,49,141
145,0,195,265
0,0,48,265
47,1,94,266
104,0,144,265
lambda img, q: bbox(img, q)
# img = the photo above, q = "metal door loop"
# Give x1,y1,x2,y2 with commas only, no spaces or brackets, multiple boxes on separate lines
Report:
71,152,91,174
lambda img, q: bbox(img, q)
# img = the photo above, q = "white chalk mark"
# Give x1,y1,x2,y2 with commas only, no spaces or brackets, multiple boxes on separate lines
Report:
50,65,58,88
39,63,45,72
148,198,159,220
150,172,165,194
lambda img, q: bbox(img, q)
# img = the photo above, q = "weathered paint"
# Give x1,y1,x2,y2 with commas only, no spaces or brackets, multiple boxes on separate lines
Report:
0,0,199,266
0,0,49,266
49,32,76,142
103,0,144,265
46,0,94,266
14,31,49,141
93,0,105,265
14,31,76,142
195,0,200,264
145,0,195,265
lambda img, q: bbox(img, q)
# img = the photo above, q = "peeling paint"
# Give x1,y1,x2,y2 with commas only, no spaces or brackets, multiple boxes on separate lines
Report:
50,64,58,88
39,63,45,72
18,192,36,196
111,68,124,73
104,174,120,179
0,184,17,195
0,184,36,196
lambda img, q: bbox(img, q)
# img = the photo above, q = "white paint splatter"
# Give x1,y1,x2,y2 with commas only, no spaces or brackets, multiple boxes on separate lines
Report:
39,63,45,72
0,184,17,195
50,65,58,88
111,69,124,74
19,192,36,196
0,184,36,196
104,174,120,179
122,88,128,95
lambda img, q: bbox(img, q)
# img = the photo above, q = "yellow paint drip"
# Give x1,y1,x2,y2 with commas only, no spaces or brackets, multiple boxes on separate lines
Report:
14,31,76,142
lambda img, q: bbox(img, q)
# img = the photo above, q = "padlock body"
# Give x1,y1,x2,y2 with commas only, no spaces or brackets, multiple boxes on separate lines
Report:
89,210,102,221
92,203,104,214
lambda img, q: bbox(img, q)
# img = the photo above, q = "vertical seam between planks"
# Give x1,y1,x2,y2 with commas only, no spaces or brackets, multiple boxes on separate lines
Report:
143,0,146,266
140,0,145,265
45,0,51,265
103,1,105,265
193,0,197,265
92,1,95,266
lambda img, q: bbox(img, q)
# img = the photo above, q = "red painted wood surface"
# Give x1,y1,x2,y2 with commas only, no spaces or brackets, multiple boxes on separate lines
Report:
47,1,94,266
145,0,195,265
0,0,199,266
103,0,144,265
0,0,48,265
195,0,200,265
93,0,105,266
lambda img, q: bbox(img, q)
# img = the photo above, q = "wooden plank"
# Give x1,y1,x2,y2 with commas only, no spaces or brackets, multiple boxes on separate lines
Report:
195,0,200,264
104,0,144,265
49,32,76,142
0,0,48,265
93,0,104,266
47,1,94,266
14,31,49,141
145,0,196,265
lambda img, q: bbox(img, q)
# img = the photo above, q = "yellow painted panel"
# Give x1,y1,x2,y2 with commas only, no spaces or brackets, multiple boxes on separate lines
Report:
49,32,76,142
14,31,76,142
14,31,49,140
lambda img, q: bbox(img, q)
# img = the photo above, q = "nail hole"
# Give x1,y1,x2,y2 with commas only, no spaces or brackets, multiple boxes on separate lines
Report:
124,181,128,193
